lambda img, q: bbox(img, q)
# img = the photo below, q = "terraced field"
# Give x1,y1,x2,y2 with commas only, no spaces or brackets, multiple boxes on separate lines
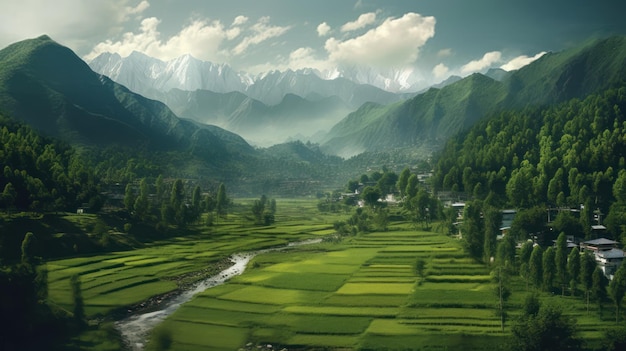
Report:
48,200,619,350
156,228,509,350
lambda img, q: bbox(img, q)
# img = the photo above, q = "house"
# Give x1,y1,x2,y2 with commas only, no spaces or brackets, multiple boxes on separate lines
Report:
581,238,626,280
595,248,626,279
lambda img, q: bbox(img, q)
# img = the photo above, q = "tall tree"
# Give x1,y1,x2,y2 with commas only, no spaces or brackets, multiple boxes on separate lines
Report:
462,200,485,260
397,168,410,198
483,207,502,263
70,274,85,326
216,183,228,217
405,174,419,199
133,178,150,220
580,251,596,312
529,245,544,289
20,232,36,267
123,183,135,212
592,266,608,316
543,247,556,292
555,232,569,296
609,263,626,323
567,248,580,296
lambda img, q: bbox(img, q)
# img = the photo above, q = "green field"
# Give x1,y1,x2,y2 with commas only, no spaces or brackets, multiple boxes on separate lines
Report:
46,199,620,350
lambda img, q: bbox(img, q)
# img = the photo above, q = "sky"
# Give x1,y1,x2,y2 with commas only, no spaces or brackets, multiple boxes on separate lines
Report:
1,0,626,84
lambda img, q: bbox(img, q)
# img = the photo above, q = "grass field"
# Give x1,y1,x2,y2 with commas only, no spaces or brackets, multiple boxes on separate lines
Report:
46,199,622,350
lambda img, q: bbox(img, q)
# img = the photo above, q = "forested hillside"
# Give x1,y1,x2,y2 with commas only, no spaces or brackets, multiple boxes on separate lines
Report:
433,87,626,242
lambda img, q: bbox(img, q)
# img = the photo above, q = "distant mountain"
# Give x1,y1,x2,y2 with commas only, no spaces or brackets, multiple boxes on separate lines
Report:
484,68,510,81
321,36,626,157
88,52,410,109
0,35,253,163
160,89,351,146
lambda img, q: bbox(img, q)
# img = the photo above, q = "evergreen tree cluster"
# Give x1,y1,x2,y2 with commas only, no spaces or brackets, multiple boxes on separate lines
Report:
0,115,100,212
434,87,626,241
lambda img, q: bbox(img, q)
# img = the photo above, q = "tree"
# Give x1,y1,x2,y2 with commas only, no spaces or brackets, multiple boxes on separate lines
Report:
609,263,626,323
580,251,596,312
133,178,150,220
1,182,16,211
123,183,135,212
462,200,485,260
510,300,581,351
493,266,511,331
555,232,569,296
70,274,85,326
567,248,580,296
592,266,608,316
496,232,516,270
483,206,502,263
405,174,419,199
216,183,228,217
20,232,36,267
397,168,410,198
529,245,543,289
542,247,556,291
361,186,382,209
191,185,202,222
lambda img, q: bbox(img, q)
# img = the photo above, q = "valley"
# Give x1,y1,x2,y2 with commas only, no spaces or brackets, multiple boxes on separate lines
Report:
1,17,626,351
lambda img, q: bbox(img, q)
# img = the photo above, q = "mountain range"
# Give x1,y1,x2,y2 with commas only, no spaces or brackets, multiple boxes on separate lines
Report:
0,35,254,169
89,51,413,108
319,36,626,157
1,34,625,181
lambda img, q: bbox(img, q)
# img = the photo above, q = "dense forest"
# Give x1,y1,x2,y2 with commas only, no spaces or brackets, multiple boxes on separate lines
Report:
433,87,626,245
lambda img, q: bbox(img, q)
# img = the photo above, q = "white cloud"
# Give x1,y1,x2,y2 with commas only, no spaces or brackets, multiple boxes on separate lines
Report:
432,63,449,79
500,52,547,71
85,15,290,62
0,0,151,52
85,17,230,62
246,46,331,74
123,0,149,20
437,48,452,58
231,16,291,56
340,12,377,32
317,22,331,37
460,51,502,74
232,15,249,26
325,12,435,67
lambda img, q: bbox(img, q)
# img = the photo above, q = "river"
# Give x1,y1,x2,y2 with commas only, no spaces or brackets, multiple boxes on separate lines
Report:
116,238,322,350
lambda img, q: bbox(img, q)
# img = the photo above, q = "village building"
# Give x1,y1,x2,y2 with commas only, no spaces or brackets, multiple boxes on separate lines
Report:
580,238,626,280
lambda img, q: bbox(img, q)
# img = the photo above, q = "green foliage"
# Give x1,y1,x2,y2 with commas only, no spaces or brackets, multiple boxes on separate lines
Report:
510,301,582,351
567,248,580,296
0,115,100,213
70,274,85,326
461,200,484,260
555,232,569,295
529,245,543,289
609,263,626,323
542,247,556,292
434,87,626,220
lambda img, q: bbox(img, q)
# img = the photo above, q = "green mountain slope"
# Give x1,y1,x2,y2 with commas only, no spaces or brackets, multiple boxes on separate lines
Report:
0,35,254,160
322,73,505,157
321,36,626,157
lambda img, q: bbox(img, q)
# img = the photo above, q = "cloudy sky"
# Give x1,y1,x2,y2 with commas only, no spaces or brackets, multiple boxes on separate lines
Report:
1,0,625,84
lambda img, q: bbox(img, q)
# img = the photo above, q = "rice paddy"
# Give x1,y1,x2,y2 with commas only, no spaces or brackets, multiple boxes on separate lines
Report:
46,199,620,350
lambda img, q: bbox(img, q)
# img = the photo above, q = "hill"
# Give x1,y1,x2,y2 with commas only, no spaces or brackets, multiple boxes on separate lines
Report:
0,35,256,172
321,36,626,157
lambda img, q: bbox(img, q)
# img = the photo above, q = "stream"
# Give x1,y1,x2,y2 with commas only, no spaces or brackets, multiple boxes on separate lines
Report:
115,238,322,351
